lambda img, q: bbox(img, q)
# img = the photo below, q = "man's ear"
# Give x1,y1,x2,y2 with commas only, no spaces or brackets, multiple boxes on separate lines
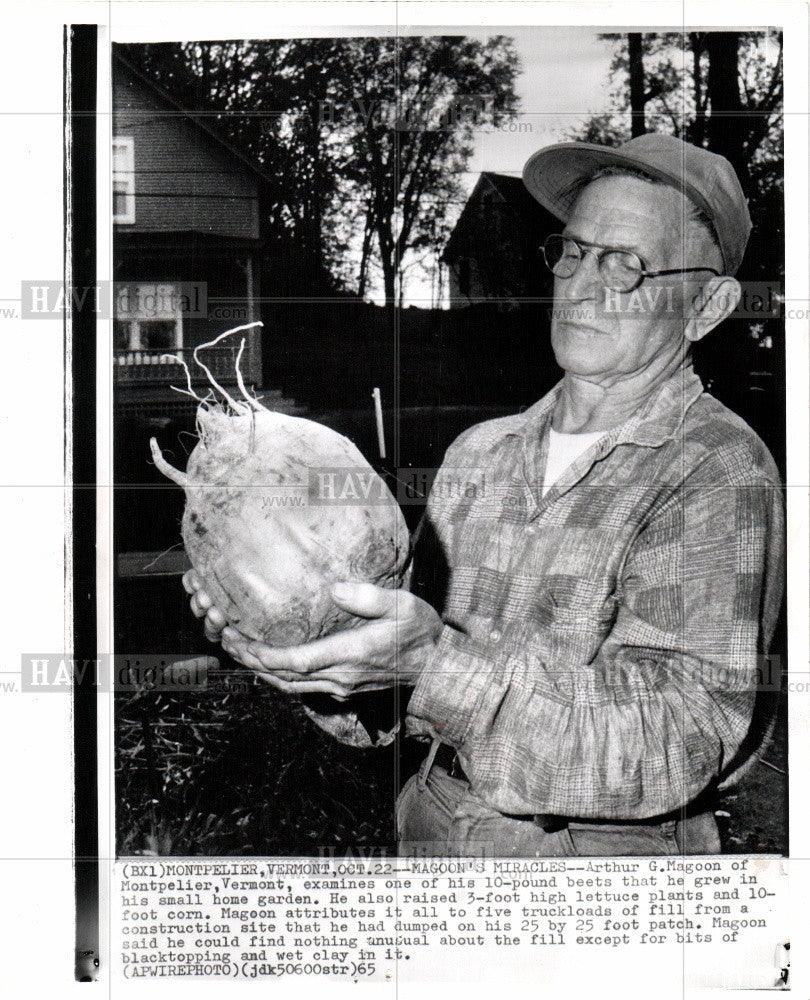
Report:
684,276,741,343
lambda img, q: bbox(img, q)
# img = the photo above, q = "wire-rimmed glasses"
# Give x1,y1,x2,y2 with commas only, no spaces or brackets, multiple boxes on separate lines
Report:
541,234,720,294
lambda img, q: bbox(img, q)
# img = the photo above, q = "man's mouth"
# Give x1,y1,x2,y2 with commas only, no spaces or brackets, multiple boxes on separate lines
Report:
554,319,609,336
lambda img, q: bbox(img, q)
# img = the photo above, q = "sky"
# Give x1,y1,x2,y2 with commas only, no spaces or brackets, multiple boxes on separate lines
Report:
396,27,617,305
468,28,617,176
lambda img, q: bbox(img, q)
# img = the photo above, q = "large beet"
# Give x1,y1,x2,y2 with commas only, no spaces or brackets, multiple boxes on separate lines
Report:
150,324,409,646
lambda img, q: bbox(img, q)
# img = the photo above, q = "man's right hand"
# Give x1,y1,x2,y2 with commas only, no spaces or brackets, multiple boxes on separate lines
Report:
182,569,229,643
181,569,440,699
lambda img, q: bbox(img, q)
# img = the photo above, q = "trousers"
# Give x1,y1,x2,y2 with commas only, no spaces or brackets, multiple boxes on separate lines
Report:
396,756,721,857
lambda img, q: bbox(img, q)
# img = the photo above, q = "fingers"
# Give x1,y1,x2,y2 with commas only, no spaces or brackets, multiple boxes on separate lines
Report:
221,626,264,669
190,589,211,618
248,661,390,700
220,624,397,700
189,584,225,633
244,622,387,674
204,606,228,642
250,670,355,700
220,628,354,698
184,571,228,643
330,581,399,619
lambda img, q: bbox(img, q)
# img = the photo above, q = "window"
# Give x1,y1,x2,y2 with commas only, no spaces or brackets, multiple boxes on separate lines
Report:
114,284,183,356
112,137,135,224
137,320,176,351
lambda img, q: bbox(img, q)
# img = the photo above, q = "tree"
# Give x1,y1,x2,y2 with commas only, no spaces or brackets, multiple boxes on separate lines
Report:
121,40,356,294
628,33,646,137
567,32,783,285
120,37,520,305
575,32,782,170
567,31,785,467
325,36,519,304
706,32,747,192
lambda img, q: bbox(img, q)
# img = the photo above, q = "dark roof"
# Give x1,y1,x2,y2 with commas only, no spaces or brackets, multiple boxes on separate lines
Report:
481,172,556,229
113,49,274,187
443,171,558,261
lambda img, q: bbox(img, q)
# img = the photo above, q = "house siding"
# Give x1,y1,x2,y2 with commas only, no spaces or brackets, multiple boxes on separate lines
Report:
113,66,260,239
443,173,555,307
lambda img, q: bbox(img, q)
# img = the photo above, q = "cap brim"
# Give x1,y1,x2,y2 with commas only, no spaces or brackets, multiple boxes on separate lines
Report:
522,141,716,228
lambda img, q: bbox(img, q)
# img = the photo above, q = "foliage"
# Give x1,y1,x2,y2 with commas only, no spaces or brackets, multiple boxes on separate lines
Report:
121,40,354,294
567,32,784,241
328,36,520,303
566,29,784,371
120,37,519,303
114,653,785,857
577,32,782,156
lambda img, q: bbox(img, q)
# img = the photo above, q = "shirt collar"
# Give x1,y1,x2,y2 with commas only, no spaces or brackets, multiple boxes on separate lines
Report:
508,366,705,450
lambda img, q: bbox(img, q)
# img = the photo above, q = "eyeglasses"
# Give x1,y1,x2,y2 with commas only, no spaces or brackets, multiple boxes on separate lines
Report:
541,234,720,294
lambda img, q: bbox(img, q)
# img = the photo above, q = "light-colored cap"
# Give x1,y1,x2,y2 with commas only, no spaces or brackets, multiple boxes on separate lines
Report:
522,132,752,275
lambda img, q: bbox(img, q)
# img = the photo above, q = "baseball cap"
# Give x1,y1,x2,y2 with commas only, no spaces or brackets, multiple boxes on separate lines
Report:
522,133,752,275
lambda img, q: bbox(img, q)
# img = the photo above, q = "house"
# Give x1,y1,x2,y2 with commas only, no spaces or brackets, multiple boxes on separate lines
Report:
113,50,293,416
442,172,559,308
112,50,304,568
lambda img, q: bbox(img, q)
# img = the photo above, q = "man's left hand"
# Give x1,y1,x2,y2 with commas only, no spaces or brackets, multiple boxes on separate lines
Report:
220,582,442,701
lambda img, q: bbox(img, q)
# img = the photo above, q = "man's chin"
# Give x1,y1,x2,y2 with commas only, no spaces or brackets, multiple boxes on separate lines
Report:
551,328,614,374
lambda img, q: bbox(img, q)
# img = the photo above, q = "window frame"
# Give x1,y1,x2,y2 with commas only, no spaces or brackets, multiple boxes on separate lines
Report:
114,283,184,357
112,136,135,225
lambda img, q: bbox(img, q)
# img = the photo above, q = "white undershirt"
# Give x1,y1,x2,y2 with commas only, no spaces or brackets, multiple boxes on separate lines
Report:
542,427,606,496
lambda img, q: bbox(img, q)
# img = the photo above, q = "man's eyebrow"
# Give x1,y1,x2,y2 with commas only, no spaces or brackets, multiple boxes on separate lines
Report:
561,229,647,256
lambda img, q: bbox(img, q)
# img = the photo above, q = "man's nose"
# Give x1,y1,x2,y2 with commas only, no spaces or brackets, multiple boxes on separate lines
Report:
560,248,602,299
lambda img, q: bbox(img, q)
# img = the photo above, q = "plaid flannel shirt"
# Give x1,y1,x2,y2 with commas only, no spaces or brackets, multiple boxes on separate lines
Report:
302,367,784,821
404,367,784,819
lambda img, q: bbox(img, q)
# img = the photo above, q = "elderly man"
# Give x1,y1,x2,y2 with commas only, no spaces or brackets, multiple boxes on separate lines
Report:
185,134,784,857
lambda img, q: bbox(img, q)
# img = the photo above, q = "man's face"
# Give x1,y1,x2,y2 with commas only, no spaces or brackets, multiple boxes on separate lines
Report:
549,174,704,383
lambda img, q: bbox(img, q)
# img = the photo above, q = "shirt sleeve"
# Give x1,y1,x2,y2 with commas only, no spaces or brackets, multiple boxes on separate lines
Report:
406,455,785,819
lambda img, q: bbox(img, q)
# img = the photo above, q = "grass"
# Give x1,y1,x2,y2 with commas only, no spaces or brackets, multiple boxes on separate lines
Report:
115,676,404,856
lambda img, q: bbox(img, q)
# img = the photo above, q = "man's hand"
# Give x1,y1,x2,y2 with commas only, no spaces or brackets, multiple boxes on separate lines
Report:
182,569,442,700
183,569,230,642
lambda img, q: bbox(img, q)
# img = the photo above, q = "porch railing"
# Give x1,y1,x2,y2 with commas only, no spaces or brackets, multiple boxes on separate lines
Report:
114,345,242,383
